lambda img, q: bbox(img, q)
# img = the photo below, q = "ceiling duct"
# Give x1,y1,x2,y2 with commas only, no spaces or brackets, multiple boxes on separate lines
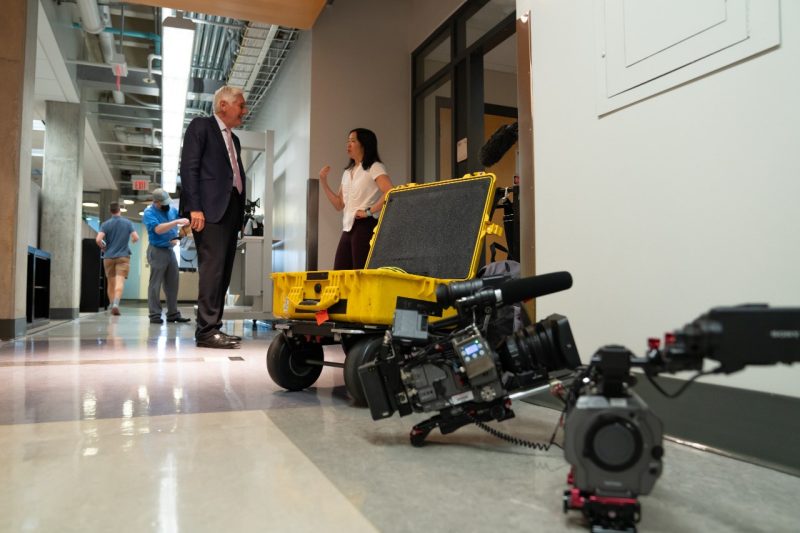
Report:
77,0,126,104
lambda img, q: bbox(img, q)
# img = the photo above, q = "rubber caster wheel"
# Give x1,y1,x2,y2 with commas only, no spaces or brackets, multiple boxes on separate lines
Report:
267,332,324,391
343,335,383,406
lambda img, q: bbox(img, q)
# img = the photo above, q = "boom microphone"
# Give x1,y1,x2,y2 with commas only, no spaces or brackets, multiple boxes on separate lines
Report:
454,271,573,310
479,122,518,167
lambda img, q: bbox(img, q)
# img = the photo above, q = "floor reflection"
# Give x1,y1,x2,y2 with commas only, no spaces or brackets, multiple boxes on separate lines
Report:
0,304,346,425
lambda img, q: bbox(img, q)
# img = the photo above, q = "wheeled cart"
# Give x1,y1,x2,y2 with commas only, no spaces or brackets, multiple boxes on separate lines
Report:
267,319,386,404
267,173,501,404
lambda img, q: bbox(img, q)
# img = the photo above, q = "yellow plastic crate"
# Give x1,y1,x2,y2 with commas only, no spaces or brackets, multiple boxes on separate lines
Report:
272,268,459,324
272,172,501,324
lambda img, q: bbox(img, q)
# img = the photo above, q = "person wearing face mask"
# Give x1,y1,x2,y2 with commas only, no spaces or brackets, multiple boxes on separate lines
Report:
142,188,191,324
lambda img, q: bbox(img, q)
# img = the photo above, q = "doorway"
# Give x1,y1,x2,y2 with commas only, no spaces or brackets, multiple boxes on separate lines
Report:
412,0,519,262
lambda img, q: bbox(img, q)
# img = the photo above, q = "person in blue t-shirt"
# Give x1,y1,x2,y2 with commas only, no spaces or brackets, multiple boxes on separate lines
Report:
143,189,191,324
96,202,139,316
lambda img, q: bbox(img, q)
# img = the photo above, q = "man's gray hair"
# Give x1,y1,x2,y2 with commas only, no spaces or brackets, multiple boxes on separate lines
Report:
213,86,245,114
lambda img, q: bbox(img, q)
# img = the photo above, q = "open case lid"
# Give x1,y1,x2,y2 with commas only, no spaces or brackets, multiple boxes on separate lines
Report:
365,173,499,280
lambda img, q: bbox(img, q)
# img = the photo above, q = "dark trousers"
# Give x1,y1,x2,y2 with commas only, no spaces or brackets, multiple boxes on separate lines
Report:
193,189,242,339
333,217,377,270
146,245,180,320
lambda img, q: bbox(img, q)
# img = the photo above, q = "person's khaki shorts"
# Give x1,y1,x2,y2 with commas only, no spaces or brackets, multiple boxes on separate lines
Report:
103,257,131,279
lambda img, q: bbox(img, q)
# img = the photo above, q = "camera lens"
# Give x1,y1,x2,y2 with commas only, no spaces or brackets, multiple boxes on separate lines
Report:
436,279,486,307
501,314,581,374
585,416,643,472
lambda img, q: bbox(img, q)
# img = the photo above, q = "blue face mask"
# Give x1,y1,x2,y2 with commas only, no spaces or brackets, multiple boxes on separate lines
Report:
160,204,170,212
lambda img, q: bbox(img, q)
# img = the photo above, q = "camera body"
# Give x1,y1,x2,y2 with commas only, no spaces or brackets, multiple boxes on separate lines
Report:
562,305,800,530
563,345,664,500
563,393,663,498
358,273,580,444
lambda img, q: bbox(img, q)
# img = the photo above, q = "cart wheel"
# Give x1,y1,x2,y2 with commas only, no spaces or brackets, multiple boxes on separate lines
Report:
340,334,358,355
267,332,324,391
343,335,383,406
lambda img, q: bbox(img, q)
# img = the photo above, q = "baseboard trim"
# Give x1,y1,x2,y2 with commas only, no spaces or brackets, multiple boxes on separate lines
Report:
50,308,79,320
0,317,27,340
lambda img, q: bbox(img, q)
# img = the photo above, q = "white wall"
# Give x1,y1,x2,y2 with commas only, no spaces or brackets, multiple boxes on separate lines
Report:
250,32,313,273
519,0,800,397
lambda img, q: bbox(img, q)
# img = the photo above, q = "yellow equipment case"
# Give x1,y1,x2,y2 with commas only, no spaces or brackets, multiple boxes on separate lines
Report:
267,172,501,403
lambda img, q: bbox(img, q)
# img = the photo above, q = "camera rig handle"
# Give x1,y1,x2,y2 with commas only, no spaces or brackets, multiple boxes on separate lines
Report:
588,345,642,398
409,398,515,447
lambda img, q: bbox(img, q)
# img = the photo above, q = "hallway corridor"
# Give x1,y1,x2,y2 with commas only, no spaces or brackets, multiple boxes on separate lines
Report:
0,306,797,532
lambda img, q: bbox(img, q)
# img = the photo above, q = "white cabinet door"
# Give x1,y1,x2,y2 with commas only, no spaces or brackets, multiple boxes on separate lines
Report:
596,0,780,114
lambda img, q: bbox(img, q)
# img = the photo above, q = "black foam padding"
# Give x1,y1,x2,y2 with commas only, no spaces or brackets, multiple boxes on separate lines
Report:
367,177,491,279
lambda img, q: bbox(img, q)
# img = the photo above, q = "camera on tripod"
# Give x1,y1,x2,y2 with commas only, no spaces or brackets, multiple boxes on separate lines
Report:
562,304,800,532
357,271,580,446
242,197,264,236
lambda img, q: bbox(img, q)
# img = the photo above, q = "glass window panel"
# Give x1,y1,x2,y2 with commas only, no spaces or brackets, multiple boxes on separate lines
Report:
415,79,452,183
465,0,516,49
416,35,451,85
483,38,518,260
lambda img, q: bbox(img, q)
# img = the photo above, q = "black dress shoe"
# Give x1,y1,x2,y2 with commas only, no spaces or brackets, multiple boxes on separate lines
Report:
150,318,163,324
167,316,191,323
196,333,240,349
221,332,242,342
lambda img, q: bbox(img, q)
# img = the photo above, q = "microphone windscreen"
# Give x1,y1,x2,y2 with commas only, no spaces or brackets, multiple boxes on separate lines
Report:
479,122,519,167
499,271,573,304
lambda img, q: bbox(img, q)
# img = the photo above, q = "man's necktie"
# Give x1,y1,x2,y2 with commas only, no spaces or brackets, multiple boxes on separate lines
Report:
224,128,243,194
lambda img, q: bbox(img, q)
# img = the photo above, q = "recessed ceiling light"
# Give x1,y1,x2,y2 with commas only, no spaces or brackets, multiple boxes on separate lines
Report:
120,208,128,213
82,202,99,208
123,199,134,205
138,211,144,216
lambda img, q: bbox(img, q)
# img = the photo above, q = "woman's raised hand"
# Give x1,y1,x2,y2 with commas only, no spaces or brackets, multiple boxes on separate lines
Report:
319,165,331,182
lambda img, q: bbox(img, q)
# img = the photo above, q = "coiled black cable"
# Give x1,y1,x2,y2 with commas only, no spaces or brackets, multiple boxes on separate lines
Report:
469,413,563,451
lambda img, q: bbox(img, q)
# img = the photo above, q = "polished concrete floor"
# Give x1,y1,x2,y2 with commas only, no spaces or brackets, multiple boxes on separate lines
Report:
1,304,798,532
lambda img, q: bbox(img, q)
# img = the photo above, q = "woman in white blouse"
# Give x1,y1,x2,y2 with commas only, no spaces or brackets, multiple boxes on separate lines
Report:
319,128,394,269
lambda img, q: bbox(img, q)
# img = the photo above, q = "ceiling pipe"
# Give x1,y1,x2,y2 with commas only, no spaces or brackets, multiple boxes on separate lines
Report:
77,1,126,104
114,127,161,147
76,0,104,34
143,53,162,84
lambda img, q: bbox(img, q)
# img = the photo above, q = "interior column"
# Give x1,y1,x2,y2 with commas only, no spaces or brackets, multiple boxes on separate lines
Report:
0,0,37,339
41,101,85,320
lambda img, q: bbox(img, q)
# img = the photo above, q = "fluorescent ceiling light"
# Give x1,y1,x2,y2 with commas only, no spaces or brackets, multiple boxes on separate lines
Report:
82,202,99,208
161,13,196,193
123,199,135,205
33,120,46,131
120,208,128,213
31,148,44,157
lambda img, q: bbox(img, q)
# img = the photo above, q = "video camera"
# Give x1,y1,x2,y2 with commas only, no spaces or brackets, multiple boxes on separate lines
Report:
242,198,264,236
358,271,581,446
562,304,800,532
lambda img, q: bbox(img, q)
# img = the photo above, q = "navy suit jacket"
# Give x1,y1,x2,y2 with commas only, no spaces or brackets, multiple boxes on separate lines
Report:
179,115,246,224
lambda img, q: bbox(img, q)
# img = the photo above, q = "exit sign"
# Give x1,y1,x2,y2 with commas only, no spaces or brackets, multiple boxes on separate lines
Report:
132,180,149,191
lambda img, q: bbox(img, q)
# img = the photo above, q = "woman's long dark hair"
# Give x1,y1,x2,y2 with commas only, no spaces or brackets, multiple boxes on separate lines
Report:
346,128,382,170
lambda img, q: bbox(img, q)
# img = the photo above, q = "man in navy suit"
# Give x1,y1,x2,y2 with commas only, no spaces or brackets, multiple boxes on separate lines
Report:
179,86,248,349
